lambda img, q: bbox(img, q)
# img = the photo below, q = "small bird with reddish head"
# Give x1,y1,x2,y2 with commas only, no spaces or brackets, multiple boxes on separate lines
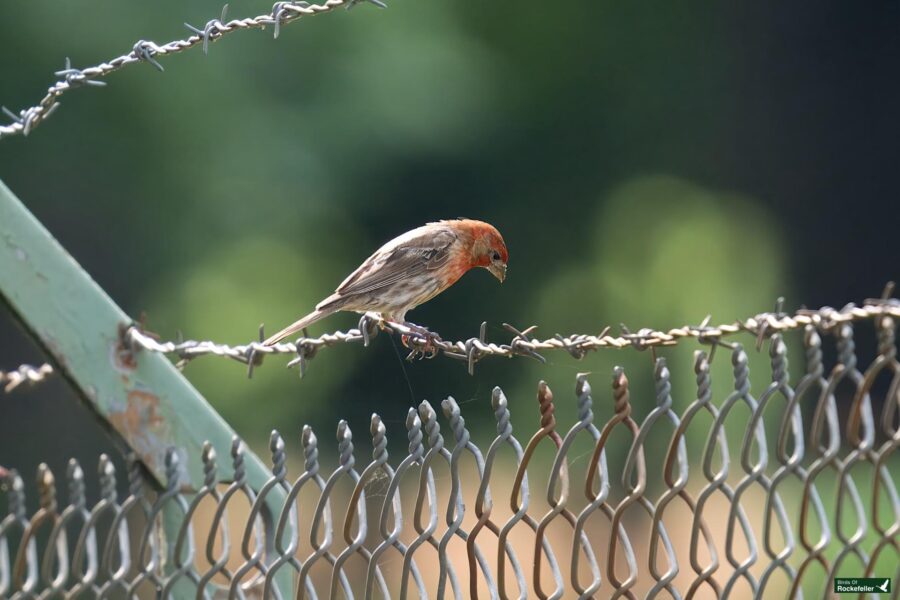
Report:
264,219,508,346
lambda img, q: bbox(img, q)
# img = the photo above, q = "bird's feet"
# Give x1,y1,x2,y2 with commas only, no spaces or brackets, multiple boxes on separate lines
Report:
395,322,443,359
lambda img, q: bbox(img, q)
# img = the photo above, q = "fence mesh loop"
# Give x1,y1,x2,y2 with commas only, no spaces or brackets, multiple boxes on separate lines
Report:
2,307,900,597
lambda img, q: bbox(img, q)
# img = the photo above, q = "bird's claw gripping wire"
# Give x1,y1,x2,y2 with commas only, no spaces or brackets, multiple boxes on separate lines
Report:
397,323,442,360
357,314,382,347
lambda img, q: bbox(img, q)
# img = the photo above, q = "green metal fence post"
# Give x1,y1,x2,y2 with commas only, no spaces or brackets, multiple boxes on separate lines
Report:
0,179,293,597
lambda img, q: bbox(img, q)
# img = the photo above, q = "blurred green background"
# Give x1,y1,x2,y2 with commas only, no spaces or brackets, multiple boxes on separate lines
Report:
1,0,898,486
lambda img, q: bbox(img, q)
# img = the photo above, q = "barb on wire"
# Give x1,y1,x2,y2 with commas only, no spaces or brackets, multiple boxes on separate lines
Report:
54,58,107,90
122,293,900,377
132,41,165,72
0,0,383,140
0,363,54,393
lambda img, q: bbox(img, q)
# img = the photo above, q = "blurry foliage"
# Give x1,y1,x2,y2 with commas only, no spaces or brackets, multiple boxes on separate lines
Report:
508,175,788,471
144,236,350,429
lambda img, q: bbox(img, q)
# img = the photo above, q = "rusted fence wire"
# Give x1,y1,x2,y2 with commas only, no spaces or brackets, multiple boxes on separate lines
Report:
2,313,898,598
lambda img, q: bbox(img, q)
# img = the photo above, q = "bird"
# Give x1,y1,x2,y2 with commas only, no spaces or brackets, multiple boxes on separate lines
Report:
263,219,508,346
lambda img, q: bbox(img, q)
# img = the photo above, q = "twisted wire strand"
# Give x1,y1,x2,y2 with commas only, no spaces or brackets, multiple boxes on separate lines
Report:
115,299,900,377
0,363,54,393
0,0,380,140
7,298,900,389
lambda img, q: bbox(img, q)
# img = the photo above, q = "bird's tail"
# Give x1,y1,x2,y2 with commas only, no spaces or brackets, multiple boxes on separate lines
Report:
263,308,334,346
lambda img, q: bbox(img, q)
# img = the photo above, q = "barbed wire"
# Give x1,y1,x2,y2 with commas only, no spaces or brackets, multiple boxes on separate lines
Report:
0,0,382,140
0,363,54,393
6,290,898,389
121,287,900,377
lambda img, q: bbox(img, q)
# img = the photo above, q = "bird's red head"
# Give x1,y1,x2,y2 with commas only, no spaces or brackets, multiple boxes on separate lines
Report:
452,219,508,283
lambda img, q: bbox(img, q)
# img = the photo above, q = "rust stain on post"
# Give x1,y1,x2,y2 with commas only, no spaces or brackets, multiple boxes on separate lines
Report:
108,390,168,472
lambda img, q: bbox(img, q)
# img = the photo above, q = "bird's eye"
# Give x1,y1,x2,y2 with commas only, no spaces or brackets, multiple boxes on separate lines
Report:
491,250,501,261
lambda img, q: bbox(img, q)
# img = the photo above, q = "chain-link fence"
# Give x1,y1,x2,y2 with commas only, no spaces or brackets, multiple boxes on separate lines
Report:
2,310,898,599
3,0,897,596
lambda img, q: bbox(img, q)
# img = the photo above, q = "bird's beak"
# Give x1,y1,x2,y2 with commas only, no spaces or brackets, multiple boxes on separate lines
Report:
488,263,507,283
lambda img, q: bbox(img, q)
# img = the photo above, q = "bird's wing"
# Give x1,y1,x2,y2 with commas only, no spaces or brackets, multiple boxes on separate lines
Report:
331,226,459,297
